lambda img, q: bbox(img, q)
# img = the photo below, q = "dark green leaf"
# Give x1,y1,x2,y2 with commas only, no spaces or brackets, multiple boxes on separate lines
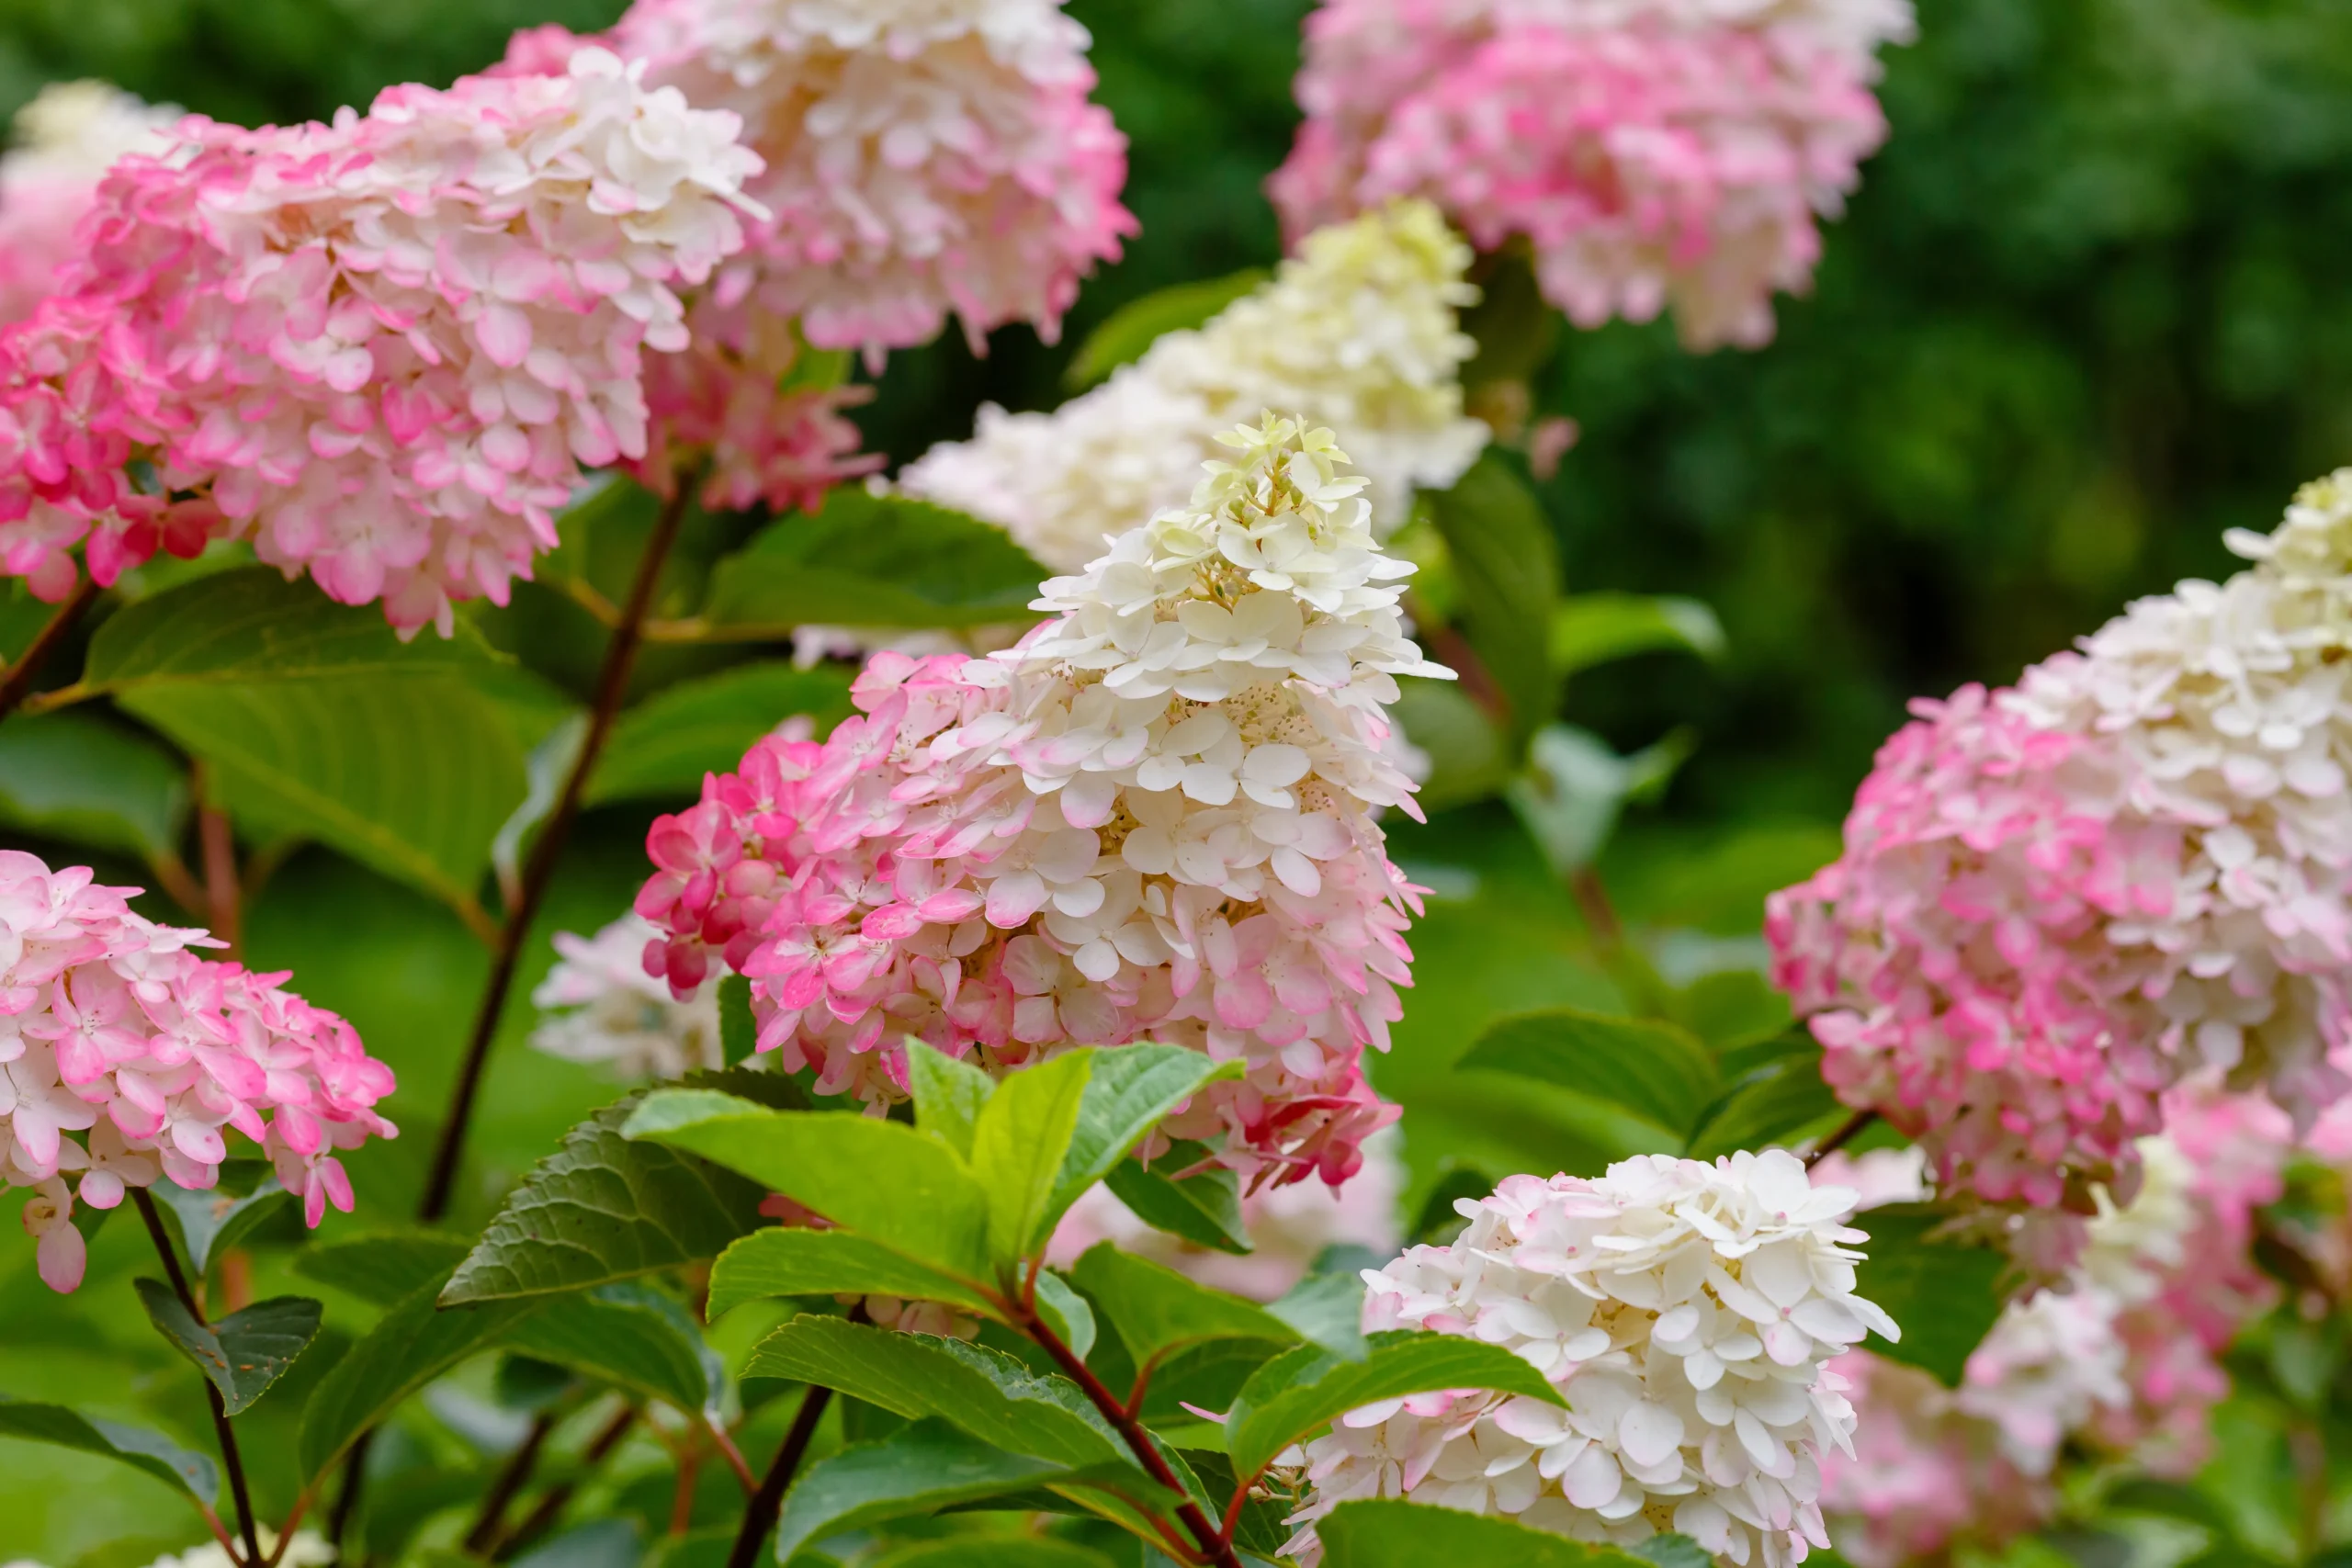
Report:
1033,1269,1097,1362
297,1231,473,1306
1072,1245,1297,1369
1855,1203,2005,1387
1458,1007,1721,1139
707,1228,1002,1322
872,1542,1114,1568
2103,1478,2239,1536
1410,1166,1496,1247
442,1080,784,1304
0,712,187,862
718,976,757,1067
1550,593,1725,680
1063,268,1268,387
1102,1152,1250,1257
1224,1330,1566,1481
149,1178,292,1276
973,1052,1094,1261
589,662,854,805
133,1281,322,1416
1045,1046,1243,1241
1684,1054,1844,1160
1317,1498,1653,1567
1170,1447,1291,1560
624,1093,991,1280
505,1283,720,1416
701,491,1046,634
0,1396,220,1504
507,1519,642,1568
1428,454,1560,748
907,1039,997,1162
772,1418,1088,1561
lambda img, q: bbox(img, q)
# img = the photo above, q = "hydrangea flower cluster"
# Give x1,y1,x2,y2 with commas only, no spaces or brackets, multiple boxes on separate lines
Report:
530,911,722,1081
900,200,1488,570
1811,1351,2045,1568
1046,1127,1405,1301
0,81,179,329
1768,469,2352,1213
541,0,1136,363
0,48,764,631
1,852,398,1293
1269,0,1913,349
1283,1151,1896,1568
635,416,1450,1184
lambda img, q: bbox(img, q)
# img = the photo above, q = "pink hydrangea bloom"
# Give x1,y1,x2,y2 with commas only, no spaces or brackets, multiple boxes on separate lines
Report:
634,416,1449,1186
1770,470,2352,1213
548,0,1136,364
0,49,763,629
0,852,398,1291
0,82,179,330
1270,0,1910,349
1817,1350,2050,1568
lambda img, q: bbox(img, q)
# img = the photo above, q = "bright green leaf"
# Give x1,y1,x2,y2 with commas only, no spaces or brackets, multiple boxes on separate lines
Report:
973,1052,1094,1262
0,1396,220,1505
1033,1269,1098,1362
718,976,757,1067
1458,1006,1721,1139
707,1229,1003,1322
1317,1498,1653,1567
1854,1203,2002,1387
1428,455,1560,748
589,662,854,804
0,711,187,862
1063,268,1268,388
773,1418,1097,1561
1268,1271,1371,1360
1073,1245,1297,1370
907,1039,996,1161
1550,593,1725,680
1045,1046,1242,1239
700,491,1046,635
134,1281,322,1416
1102,1151,1250,1257
1504,724,1692,879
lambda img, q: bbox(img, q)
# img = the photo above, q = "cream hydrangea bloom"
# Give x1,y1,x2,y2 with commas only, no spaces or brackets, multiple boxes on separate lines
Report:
530,912,723,1081
0,81,179,326
1284,1151,1896,1567
900,200,1487,571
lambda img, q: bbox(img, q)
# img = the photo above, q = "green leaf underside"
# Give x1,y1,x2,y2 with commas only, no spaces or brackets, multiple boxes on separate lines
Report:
624,1093,992,1279
973,1052,1094,1262
1102,1150,1251,1256
0,1396,220,1503
906,1040,996,1162
505,1283,720,1416
706,1228,1000,1322
1631,1532,1715,1568
133,1281,322,1416
588,661,854,805
1224,1330,1568,1481
1316,1499,1656,1567
150,1179,292,1277
771,1418,1089,1560
0,711,187,861
701,491,1046,633
1073,1245,1297,1370
1033,1269,1098,1362
1063,267,1269,387
1046,1047,1241,1235
1853,1203,2006,1387
1459,1006,1722,1139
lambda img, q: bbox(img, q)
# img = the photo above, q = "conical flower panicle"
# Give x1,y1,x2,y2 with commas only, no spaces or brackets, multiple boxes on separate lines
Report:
636,417,1449,1184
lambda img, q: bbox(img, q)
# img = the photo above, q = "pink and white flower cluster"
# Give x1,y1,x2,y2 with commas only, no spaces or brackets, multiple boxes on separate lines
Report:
1269,0,1913,350
0,48,764,631
1,852,398,1293
530,911,723,1081
1769,469,2352,1216
635,415,1450,1185
1284,1151,1895,1568
0,81,178,329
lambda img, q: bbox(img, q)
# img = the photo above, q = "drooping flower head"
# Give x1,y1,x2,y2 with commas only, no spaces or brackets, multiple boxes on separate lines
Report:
901,200,1488,570
0,81,179,329
0,49,763,630
1769,471,2352,1218
1271,0,1913,349
1283,1151,1896,1568
635,415,1452,1185
530,910,723,1082
0,852,398,1292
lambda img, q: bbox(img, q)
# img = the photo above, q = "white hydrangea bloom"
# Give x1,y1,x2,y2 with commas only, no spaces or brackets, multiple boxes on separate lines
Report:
1284,1151,1897,1568
900,199,1487,571
140,1533,334,1568
531,912,722,1081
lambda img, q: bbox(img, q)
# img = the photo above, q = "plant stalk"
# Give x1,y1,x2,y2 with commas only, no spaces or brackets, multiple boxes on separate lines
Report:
725,1382,834,1568
134,1188,265,1568
417,481,695,1223
464,1411,557,1552
493,1404,637,1561
0,574,101,724
1804,1107,1879,1167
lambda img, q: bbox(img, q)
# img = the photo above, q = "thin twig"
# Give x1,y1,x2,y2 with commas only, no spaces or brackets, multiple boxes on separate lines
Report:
1804,1108,1879,1168
324,1430,374,1554
1400,588,1510,728
134,1189,265,1568
198,799,240,959
706,1416,757,1494
725,1383,833,1568
492,1404,637,1561
148,849,210,923
261,1495,309,1568
464,1411,557,1552
417,480,697,1223
0,575,101,724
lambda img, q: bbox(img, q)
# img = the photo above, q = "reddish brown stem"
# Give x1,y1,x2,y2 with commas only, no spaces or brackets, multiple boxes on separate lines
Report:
465,1413,557,1552
1804,1108,1879,1168
725,1382,833,1568
198,796,241,959
0,575,100,724
492,1404,637,1561
134,1189,264,1568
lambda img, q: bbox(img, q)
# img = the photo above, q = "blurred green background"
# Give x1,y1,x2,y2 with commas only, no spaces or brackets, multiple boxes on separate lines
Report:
4,0,2351,1560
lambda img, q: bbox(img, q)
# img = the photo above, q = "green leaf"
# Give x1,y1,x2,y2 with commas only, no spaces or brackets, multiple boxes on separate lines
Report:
1503,723,1692,879
1458,1006,1721,1139
122,673,523,914
1684,1054,1844,1160
1063,268,1269,388
707,1229,1003,1322
742,1314,1127,1470
701,491,1047,635
1854,1203,2002,1387
442,1077,785,1304
1170,1447,1292,1561
1072,1246,1297,1370
773,1419,1096,1561
1102,1152,1250,1257
1550,593,1725,681
1317,1498,1653,1567
505,1283,720,1416
1224,1330,1567,1482
1389,678,1511,813
1045,1046,1243,1240
149,1177,292,1277
907,1039,997,1161
1428,454,1560,748
297,1274,545,1482
873,1542,1114,1568
972,1052,1094,1262
1630,1534,1714,1568
0,1396,220,1505
297,1231,473,1306
133,1281,322,1416
1033,1269,1097,1362
624,1093,992,1280
718,976,757,1067
0,711,187,862
1267,1271,1371,1360
588,662,854,805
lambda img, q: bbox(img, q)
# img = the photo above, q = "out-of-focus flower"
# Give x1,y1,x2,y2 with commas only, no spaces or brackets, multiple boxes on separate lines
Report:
903,200,1486,571
1816,1350,2049,1568
1271,0,1913,350
636,416,1448,1186
0,82,178,328
139,1529,334,1568
531,912,722,1081
0,49,763,629
1283,1151,1894,1568
1,852,398,1290
1769,471,2352,1221
1046,1127,1404,1300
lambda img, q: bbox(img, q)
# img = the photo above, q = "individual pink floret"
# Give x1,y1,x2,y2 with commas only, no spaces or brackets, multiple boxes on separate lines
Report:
0,852,398,1292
